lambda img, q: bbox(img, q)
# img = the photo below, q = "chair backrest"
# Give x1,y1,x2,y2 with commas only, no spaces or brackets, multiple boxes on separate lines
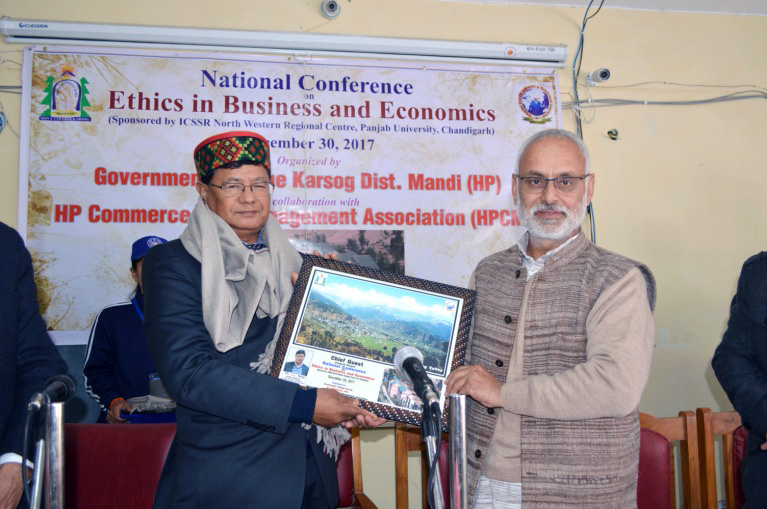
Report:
639,427,674,509
66,423,375,509
64,423,176,509
337,426,377,509
395,413,702,509
732,425,747,508
638,411,701,509
394,422,449,509
696,407,746,509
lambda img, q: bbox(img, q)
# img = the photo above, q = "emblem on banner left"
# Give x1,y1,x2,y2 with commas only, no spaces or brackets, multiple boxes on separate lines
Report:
518,85,553,124
39,66,92,122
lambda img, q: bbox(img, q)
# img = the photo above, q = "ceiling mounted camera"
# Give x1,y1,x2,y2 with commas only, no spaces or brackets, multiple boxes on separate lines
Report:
321,0,341,19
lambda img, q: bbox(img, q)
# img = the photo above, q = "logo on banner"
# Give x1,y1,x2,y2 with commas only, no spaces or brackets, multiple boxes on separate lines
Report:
39,66,92,122
518,85,552,124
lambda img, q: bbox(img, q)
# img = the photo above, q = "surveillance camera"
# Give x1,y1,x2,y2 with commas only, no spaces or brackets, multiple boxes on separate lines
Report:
321,0,341,18
587,68,611,85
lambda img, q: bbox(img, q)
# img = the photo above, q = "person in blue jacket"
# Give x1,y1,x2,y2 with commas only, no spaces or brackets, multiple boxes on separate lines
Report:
713,251,767,507
83,235,167,423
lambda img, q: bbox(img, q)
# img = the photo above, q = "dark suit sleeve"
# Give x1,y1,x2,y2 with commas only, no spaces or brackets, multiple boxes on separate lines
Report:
142,244,300,433
713,257,767,438
0,225,67,456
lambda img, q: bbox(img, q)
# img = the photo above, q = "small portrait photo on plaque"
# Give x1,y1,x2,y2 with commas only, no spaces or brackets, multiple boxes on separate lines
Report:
281,348,313,383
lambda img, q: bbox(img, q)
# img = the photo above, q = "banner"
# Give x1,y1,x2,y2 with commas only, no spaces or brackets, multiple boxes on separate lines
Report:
20,46,561,342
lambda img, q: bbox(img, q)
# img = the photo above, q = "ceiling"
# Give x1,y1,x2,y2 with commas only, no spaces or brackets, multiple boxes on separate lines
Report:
480,0,767,16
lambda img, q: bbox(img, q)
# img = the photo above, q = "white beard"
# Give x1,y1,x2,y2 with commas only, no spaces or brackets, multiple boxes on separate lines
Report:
516,187,589,241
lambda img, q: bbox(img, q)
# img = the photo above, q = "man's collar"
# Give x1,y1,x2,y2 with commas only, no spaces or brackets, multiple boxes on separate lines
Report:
515,229,589,275
517,230,580,263
242,230,267,251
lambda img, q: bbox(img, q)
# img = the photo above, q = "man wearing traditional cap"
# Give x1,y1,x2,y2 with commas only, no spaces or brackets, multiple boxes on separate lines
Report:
142,131,383,508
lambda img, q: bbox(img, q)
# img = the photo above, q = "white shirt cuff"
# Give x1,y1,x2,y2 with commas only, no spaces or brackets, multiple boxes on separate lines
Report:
0,453,34,469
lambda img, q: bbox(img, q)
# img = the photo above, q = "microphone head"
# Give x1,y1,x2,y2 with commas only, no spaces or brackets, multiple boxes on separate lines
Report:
45,374,76,403
394,346,423,373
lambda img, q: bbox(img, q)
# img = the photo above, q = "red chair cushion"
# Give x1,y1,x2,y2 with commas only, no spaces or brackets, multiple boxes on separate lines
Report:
336,439,354,508
638,428,673,509
733,425,748,509
64,423,175,509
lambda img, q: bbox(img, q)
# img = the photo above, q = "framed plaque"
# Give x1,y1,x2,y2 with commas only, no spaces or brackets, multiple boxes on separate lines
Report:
270,255,476,430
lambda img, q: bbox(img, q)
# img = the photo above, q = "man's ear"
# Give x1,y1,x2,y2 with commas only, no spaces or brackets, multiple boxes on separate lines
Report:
196,182,207,203
511,175,519,206
586,173,595,204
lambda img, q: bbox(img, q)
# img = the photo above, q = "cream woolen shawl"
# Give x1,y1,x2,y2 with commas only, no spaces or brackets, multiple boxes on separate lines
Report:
180,197,300,355
180,197,350,457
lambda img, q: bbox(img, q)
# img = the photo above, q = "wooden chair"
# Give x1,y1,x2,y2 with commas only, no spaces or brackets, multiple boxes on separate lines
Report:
696,407,748,509
394,422,449,509
638,411,701,509
395,414,701,509
337,426,377,508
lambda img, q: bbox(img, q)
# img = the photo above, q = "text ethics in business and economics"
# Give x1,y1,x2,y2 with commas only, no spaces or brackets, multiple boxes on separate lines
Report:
107,70,496,121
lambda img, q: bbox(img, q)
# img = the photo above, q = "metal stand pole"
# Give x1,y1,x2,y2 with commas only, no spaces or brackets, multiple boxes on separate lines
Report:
30,437,46,509
29,401,65,509
449,394,467,509
423,434,445,509
421,403,445,509
45,402,65,509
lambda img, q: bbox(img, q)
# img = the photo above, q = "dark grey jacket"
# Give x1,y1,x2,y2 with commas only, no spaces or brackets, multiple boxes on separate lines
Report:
713,251,767,507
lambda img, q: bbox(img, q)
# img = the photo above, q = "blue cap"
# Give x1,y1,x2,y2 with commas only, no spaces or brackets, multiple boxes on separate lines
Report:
131,236,167,262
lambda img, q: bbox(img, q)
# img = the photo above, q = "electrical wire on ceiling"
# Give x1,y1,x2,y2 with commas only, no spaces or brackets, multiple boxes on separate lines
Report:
563,89,767,109
579,80,767,93
571,0,605,245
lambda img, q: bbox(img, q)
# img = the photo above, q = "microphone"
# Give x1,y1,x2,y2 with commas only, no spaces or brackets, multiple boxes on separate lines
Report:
28,375,76,411
394,347,440,409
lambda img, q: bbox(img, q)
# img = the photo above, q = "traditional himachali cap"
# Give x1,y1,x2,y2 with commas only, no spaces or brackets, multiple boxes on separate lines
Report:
193,131,271,181
131,236,168,262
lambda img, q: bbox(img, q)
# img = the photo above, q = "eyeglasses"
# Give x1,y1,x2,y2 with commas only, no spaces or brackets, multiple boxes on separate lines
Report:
208,181,275,196
516,174,591,194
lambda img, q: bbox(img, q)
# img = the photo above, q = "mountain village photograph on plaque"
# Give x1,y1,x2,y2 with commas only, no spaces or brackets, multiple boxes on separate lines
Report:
271,255,475,428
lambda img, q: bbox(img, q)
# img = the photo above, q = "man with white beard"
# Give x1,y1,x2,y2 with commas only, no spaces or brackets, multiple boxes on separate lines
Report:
447,129,656,508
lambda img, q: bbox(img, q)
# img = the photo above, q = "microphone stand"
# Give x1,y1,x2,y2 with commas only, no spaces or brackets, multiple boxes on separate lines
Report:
448,394,467,509
421,402,445,509
28,399,65,509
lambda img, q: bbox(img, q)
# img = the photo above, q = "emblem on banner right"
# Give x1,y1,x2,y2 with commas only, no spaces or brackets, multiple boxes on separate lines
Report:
518,84,553,124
